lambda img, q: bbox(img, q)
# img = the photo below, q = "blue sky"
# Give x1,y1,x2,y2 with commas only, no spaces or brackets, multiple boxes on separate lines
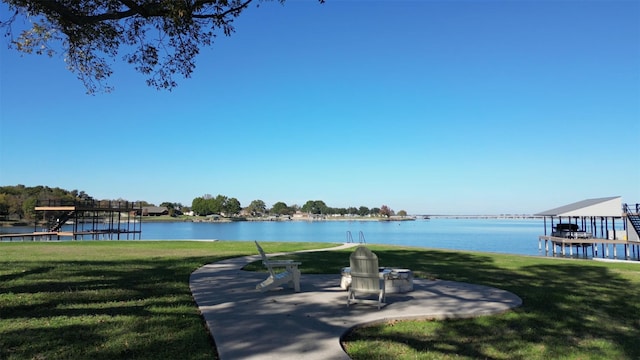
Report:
1,0,639,215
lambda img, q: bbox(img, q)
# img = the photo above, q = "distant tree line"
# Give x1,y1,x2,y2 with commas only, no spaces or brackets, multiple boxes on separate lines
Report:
191,194,242,217
0,185,407,221
190,196,403,218
0,185,93,220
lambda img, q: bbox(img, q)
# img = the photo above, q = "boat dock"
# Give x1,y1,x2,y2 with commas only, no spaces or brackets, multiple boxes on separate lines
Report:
535,198,640,261
538,235,639,260
1,199,143,241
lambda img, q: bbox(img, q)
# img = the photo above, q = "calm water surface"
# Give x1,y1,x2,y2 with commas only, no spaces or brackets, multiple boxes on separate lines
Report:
142,219,544,255
4,218,633,259
132,218,546,256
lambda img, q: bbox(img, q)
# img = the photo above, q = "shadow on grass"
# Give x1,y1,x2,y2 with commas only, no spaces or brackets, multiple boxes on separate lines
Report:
0,256,220,360
3,245,639,360
0,265,55,283
283,248,640,360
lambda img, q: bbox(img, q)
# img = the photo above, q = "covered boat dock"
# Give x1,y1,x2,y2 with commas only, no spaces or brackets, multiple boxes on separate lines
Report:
536,197,640,260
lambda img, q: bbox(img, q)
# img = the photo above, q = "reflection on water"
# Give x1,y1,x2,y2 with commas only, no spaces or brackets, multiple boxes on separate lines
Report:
2,218,634,260
2,218,545,256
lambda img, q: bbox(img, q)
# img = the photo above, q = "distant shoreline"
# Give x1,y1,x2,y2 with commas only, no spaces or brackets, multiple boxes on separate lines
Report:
138,214,541,223
1,214,542,227
145,215,417,223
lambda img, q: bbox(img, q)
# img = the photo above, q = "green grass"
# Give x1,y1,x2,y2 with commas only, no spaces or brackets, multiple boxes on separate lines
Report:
0,241,330,360
1,242,639,360
327,246,640,360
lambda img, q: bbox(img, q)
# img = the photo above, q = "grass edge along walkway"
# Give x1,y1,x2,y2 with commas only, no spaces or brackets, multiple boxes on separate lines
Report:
192,245,521,360
1,241,639,360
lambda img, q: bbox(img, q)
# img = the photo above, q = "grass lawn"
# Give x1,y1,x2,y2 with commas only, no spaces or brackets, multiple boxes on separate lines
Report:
1,241,639,360
0,241,326,360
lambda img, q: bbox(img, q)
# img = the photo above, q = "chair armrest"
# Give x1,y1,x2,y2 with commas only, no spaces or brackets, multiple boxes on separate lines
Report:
381,269,392,279
265,260,301,267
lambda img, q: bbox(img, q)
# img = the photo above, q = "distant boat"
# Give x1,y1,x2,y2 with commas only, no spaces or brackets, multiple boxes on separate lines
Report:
423,216,430,220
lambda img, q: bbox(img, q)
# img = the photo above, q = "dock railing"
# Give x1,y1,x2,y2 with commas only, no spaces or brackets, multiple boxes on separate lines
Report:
623,203,640,215
36,199,143,210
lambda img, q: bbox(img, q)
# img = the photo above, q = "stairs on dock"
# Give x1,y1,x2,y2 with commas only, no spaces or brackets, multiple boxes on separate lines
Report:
628,214,640,236
623,203,640,238
49,211,75,232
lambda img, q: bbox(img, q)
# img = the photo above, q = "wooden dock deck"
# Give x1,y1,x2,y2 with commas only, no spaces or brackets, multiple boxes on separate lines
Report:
539,235,640,260
0,229,141,241
8,199,145,241
0,232,59,241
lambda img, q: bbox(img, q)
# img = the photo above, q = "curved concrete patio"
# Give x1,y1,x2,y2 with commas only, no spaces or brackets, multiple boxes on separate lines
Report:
189,243,522,360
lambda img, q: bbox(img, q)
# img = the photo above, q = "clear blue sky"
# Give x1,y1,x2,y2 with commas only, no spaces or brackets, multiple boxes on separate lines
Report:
1,0,639,215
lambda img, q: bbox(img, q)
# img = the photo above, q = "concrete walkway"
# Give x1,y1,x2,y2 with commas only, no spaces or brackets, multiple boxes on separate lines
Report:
189,244,522,360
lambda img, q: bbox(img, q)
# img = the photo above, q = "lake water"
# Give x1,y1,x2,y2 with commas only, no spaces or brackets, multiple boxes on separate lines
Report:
1,218,542,255
144,218,545,256
3,218,635,259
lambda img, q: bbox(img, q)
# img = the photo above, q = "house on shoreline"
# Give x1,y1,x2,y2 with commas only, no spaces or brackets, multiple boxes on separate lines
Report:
139,206,169,216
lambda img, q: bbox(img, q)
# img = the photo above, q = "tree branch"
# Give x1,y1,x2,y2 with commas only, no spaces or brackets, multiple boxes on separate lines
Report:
33,0,255,26
120,0,151,18
29,1,131,24
192,0,254,19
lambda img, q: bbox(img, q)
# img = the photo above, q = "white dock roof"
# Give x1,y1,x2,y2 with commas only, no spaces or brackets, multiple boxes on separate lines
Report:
535,197,622,217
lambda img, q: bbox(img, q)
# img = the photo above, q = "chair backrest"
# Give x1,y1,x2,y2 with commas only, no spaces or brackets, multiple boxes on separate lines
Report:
349,246,380,291
255,241,275,277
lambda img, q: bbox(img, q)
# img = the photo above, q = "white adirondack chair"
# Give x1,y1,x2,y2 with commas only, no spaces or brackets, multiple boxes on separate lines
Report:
347,246,386,309
254,241,301,292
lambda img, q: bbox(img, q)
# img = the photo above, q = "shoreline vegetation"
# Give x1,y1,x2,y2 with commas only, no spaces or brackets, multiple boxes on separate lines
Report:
0,185,540,230
0,215,417,227
0,214,543,228
185,215,418,223
1,185,410,226
159,214,542,221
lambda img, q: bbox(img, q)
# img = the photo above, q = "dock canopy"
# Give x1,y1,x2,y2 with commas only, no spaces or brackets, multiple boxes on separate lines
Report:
535,197,622,217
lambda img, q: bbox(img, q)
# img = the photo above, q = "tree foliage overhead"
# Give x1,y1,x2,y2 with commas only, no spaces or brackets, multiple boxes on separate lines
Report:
1,0,323,93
